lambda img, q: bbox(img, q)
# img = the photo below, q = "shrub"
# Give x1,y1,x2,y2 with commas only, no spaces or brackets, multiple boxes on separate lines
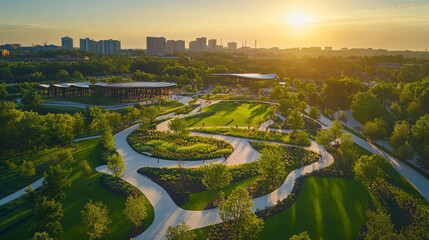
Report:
100,174,133,197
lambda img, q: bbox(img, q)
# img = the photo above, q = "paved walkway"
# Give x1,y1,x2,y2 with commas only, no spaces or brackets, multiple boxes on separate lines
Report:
315,112,429,201
96,122,333,239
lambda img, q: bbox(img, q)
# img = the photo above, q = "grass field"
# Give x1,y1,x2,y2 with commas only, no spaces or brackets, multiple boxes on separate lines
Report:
37,105,83,114
185,102,273,127
0,138,154,240
181,176,260,210
190,177,376,240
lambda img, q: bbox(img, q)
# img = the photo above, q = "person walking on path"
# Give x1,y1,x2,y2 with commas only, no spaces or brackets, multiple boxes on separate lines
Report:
158,158,160,164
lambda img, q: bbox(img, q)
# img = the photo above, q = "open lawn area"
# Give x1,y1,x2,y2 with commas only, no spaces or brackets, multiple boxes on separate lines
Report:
36,105,83,114
191,177,377,240
0,138,154,240
185,102,274,127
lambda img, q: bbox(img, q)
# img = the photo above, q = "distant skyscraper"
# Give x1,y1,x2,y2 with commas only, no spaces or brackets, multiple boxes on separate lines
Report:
61,37,73,50
99,39,121,55
195,37,207,51
174,40,185,52
208,39,216,51
146,37,166,55
166,40,175,53
189,41,197,52
80,38,99,52
227,42,237,50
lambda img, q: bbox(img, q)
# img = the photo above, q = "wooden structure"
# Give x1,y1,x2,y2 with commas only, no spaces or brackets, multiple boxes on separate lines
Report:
39,81,177,100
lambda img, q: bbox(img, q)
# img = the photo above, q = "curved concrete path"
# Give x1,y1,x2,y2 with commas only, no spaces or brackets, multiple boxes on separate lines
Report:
313,112,429,201
96,123,333,240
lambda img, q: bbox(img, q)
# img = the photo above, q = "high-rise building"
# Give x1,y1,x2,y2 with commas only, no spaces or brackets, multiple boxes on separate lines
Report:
80,38,99,52
208,39,217,51
166,40,175,53
195,37,207,51
189,41,197,52
61,37,73,50
227,42,237,50
146,37,166,55
174,40,185,52
99,39,121,55
324,46,333,51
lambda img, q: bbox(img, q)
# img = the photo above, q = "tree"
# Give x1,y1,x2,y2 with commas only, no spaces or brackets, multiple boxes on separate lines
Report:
279,99,293,117
124,195,148,229
363,118,389,141
72,71,83,79
56,69,69,80
20,160,35,178
339,133,357,164
289,231,311,240
353,154,389,188
32,231,54,240
350,92,384,123
126,106,140,123
330,120,343,142
102,128,115,151
107,154,125,179
389,121,414,161
216,187,264,240
165,222,196,240
411,114,429,167
21,91,42,110
81,200,111,240
142,105,159,125
73,112,85,136
308,106,320,120
44,113,76,147
258,148,286,188
202,162,232,190
49,148,74,165
212,83,222,94
0,88,8,100
168,117,188,138
79,160,92,180
294,131,311,146
337,111,348,122
42,164,72,200
315,129,334,149
33,197,63,237
288,109,304,133
363,210,399,240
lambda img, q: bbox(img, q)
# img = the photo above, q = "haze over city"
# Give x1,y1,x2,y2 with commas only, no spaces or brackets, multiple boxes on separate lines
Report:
1,0,429,50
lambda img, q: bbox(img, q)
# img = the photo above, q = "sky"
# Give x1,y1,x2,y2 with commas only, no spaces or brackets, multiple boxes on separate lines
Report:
0,0,429,50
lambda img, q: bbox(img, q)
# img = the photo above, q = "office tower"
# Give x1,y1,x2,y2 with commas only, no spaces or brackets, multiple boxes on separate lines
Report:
227,42,237,50
146,37,166,55
196,37,207,51
166,40,175,53
189,41,197,52
99,39,121,55
208,39,216,51
174,40,185,52
80,38,99,52
61,37,73,50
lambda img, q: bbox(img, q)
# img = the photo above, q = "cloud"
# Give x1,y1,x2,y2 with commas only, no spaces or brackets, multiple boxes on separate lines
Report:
391,3,429,9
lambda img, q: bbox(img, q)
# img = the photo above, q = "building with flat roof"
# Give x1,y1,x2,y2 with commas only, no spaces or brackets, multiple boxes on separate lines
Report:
61,37,73,50
227,42,237,50
99,39,121,55
147,37,166,55
208,39,217,51
189,41,197,52
80,38,99,52
174,40,185,52
196,37,207,51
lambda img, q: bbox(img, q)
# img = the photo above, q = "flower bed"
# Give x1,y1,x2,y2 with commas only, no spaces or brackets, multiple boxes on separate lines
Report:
137,143,319,209
191,127,311,146
127,128,233,160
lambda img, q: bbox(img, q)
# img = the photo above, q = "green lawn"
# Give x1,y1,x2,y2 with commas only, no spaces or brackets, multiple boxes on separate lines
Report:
37,105,83,114
190,177,376,240
0,138,154,240
42,96,128,106
181,175,260,210
185,102,273,127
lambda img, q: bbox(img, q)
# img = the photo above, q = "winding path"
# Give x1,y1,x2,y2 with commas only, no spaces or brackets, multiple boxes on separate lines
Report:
96,122,333,239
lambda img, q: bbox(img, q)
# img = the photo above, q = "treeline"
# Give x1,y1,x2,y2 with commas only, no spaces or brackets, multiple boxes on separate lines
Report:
0,101,129,164
2,50,428,85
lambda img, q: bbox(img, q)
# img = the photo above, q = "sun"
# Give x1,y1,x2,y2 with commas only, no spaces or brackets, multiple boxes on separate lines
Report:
286,12,315,26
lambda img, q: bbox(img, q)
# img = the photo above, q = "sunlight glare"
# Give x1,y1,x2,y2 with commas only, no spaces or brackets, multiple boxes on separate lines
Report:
286,12,316,26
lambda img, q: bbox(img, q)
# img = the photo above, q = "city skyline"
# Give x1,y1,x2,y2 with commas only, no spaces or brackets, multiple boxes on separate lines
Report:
0,0,429,50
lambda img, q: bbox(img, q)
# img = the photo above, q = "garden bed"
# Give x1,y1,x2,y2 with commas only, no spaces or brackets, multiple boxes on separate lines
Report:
127,129,233,160
137,143,319,210
191,127,311,146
